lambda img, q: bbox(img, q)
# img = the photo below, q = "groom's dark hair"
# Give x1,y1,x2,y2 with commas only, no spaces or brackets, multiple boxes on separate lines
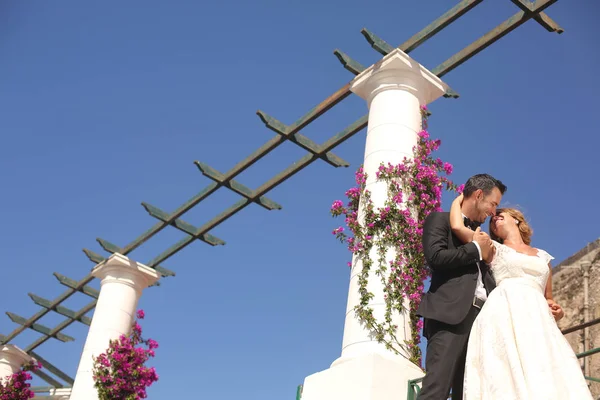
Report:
463,174,507,198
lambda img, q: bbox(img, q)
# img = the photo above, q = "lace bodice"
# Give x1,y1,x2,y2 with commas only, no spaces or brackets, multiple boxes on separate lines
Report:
490,241,554,291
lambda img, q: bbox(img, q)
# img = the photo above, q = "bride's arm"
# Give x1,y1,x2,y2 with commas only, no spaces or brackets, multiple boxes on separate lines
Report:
544,262,564,321
449,193,475,244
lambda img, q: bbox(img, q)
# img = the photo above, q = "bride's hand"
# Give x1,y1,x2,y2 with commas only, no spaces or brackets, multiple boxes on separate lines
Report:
451,192,464,207
547,299,564,321
483,240,495,263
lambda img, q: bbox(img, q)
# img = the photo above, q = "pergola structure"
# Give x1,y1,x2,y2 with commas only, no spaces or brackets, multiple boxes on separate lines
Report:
0,1,562,397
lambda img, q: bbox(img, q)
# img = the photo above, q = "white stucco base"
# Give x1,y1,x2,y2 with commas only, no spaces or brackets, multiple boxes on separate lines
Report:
301,353,423,400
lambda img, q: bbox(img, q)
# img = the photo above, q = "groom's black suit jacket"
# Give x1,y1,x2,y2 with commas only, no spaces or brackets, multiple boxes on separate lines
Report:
417,212,496,326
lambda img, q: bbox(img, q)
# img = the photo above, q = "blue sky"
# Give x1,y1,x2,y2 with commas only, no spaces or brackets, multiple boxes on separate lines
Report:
1,1,598,399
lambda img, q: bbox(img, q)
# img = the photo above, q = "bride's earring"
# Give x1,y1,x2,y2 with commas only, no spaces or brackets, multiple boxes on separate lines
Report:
514,219,519,225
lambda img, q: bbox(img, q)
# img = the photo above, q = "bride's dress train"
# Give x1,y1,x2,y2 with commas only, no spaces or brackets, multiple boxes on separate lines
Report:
463,242,592,400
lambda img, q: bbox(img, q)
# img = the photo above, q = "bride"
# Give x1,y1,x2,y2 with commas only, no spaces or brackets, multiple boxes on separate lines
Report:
449,194,592,400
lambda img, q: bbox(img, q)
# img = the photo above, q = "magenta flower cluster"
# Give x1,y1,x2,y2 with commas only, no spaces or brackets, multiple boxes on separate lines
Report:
330,106,460,366
92,310,159,399
0,360,42,400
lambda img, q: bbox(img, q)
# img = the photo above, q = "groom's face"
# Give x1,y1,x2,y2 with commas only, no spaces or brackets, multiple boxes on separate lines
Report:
474,187,502,223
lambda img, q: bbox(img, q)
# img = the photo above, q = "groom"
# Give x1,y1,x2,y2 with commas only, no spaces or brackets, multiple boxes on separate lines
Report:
416,174,507,400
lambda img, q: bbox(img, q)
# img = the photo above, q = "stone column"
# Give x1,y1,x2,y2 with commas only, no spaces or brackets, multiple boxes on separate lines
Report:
0,344,34,381
581,260,591,382
69,253,159,400
301,49,448,400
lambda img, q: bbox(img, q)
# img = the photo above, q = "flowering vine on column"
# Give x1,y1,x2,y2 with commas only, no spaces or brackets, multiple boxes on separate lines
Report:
0,360,42,400
92,309,159,400
330,106,461,366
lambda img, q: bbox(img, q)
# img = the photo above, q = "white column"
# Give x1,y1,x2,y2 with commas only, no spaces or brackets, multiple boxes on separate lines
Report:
301,49,448,400
0,344,34,381
33,388,72,400
69,253,159,400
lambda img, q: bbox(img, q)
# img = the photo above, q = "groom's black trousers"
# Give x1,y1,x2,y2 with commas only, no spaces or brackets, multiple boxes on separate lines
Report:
417,305,480,400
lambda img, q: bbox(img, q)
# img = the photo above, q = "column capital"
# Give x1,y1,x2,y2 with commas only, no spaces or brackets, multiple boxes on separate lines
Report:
350,48,448,107
92,253,159,291
580,260,592,274
0,344,34,377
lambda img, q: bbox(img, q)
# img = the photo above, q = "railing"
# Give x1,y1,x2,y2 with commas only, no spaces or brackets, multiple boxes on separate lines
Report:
561,317,600,335
407,378,454,400
566,317,600,385
407,377,423,400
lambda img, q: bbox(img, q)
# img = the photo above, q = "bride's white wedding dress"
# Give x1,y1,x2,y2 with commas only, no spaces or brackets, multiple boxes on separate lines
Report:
463,241,592,400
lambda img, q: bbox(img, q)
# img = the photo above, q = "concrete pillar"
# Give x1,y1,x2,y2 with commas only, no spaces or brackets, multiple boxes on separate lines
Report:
301,48,448,400
69,253,159,400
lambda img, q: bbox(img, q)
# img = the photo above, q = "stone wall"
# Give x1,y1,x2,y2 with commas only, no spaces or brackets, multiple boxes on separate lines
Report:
552,242,600,398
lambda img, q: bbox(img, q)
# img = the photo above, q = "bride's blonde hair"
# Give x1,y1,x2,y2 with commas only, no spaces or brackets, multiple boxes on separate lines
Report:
489,208,533,245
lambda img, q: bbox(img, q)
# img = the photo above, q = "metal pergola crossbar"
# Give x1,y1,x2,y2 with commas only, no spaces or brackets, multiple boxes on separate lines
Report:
0,0,561,392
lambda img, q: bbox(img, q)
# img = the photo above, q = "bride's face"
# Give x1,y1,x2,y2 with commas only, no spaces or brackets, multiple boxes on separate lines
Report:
490,212,516,239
